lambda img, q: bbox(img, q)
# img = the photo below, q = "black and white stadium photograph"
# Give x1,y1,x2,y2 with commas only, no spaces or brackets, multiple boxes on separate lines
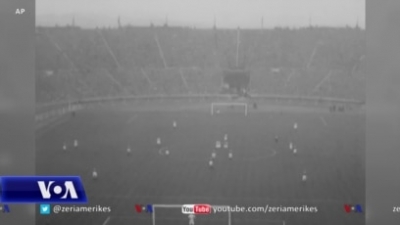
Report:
35,0,365,224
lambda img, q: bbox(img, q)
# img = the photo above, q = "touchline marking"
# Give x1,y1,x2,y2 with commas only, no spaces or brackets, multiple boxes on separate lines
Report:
102,216,110,225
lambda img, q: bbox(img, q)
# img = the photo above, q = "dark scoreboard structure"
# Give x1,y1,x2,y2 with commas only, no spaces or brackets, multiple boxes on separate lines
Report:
221,68,250,95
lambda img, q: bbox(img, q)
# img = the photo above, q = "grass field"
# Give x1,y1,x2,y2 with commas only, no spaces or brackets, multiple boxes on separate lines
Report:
36,101,365,225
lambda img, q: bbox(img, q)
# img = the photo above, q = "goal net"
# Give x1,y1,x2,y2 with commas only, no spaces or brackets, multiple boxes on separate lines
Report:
211,102,248,116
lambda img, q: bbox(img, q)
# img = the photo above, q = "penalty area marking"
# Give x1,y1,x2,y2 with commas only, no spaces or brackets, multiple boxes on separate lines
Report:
319,116,327,126
239,148,278,162
102,216,110,225
166,147,278,162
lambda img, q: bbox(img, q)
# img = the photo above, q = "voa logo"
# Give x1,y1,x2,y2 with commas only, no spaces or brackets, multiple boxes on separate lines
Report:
0,176,87,203
37,181,78,199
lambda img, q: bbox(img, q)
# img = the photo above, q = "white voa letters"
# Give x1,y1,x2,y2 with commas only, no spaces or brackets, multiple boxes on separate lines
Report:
37,181,78,199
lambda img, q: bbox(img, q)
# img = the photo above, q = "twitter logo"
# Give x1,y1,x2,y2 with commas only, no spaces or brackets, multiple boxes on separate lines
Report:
40,204,51,215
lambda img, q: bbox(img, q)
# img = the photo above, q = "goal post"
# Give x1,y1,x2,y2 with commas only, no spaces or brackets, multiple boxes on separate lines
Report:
152,204,232,225
211,102,248,116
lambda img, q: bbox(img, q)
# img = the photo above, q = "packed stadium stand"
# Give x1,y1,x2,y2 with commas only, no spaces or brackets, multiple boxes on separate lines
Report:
35,25,365,104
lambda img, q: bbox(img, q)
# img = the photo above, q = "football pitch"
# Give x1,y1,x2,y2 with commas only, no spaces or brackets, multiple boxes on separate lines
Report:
36,101,365,225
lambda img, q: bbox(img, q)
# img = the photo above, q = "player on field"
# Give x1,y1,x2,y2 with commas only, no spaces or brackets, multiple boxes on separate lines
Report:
215,141,221,149
188,214,195,225
209,159,214,168
228,150,233,159
302,171,307,182
92,168,98,180
157,137,161,145
211,151,216,159
223,141,228,149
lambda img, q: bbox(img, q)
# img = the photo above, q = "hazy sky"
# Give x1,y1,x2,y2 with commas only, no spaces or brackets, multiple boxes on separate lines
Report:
36,0,365,28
